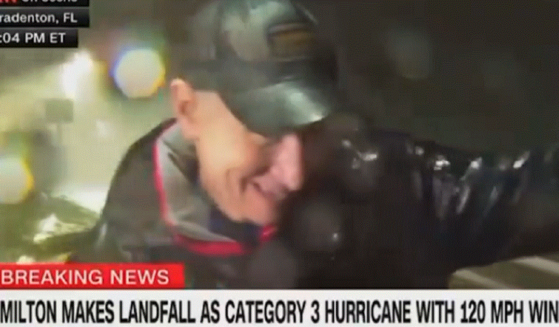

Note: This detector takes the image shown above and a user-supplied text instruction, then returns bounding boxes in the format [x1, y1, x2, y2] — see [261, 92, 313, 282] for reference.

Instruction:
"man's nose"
[270, 133, 304, 192]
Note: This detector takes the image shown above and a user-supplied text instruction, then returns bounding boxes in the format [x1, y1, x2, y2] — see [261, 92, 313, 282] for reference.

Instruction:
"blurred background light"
[110, 47, 166, 99]
[60, 51, 95, 100]
[0, 155, 34, 205]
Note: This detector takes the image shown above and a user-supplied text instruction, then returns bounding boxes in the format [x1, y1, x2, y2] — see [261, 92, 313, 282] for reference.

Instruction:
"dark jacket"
[71, 117, 559, 288]
[285, 114, 559, 288]
[71, 119, 275, 288]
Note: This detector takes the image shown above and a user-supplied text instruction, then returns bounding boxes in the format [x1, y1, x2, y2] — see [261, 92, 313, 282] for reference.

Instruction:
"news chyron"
[0, 0, 89, 48]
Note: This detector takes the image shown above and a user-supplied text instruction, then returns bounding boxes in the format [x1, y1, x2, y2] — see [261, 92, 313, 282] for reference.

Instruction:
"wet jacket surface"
[71, 117, 559, 288]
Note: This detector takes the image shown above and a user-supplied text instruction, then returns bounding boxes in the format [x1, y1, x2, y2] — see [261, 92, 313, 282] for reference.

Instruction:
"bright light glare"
[0, 155, 34, 204]
[112, 48, 165, 99]
[60, 51, 94, 99]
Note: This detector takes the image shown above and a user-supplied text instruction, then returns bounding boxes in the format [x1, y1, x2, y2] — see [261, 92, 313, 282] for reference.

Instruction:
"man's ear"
[170, 78, 199, 140]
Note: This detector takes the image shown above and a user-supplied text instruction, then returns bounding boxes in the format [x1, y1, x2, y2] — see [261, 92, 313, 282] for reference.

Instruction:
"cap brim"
[221, 78, 341, 136]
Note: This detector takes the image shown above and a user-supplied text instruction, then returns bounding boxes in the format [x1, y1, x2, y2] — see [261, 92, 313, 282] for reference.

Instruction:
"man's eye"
[253, 134, 276, 148]
[263, 138, 282, 154]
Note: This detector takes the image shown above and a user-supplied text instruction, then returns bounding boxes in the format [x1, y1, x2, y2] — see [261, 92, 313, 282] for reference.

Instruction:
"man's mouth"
[252, 181, 288, 202]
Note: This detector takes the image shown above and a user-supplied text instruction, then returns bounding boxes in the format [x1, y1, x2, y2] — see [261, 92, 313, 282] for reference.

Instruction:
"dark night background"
[299, 0, 559, 154]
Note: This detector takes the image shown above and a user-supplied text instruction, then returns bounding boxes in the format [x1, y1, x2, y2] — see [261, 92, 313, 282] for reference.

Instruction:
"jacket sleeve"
[70, 120, 177, 263]
[412, 139, 559, 269]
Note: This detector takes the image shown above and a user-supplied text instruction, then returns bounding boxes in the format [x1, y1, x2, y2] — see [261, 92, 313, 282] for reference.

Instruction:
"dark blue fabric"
[208, 206, 260, 247]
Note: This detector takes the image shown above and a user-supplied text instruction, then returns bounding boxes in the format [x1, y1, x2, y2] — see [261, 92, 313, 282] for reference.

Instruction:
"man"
[72, 0, 337, 287]
[72, 0, 559, 288]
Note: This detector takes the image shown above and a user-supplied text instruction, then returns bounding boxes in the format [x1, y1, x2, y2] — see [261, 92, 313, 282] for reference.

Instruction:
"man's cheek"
[245, 187, 277, 225]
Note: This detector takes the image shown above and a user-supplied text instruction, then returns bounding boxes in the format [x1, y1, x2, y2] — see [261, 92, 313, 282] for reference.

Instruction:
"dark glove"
[273, 113, 379, 286]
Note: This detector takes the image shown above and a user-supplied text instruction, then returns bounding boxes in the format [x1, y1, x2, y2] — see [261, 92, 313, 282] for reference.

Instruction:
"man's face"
[171, 80, 304, 226]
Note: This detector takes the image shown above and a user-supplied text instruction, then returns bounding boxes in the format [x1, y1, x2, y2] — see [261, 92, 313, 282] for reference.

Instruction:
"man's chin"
[245, 194, 281, 225]
[247, 209, 279, 226]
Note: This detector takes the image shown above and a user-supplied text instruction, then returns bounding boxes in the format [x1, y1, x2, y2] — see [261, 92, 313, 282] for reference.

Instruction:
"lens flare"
[0, 155, 34, 204]
[60, 51, 94, 100]
[111, 48, 165, 99]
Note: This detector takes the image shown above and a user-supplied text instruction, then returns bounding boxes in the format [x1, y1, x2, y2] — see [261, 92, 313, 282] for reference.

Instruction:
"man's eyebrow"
[261, 137, 283, 155]
[263, 133, 284, 145]
[263, 137, 279, 146]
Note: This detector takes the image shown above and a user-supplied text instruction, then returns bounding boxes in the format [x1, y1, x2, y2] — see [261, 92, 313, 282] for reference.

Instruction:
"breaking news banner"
[0, 28, 78, 47]
[0, 8, 89, 28]
[0, 0, 89, 7]
[0, 264, 557, 326]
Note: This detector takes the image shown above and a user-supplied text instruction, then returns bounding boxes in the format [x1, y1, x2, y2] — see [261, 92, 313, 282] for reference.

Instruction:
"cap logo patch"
[268, 24, 315, 59]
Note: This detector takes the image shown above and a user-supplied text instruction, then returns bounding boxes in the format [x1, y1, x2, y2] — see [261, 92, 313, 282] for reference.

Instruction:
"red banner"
[0, 263, 185, 289]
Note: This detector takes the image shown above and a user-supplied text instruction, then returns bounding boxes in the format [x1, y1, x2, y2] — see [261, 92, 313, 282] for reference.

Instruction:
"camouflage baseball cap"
[182, 0, 341, 136]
